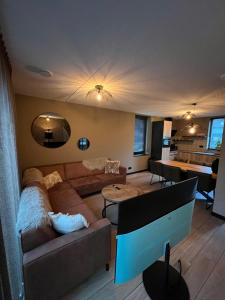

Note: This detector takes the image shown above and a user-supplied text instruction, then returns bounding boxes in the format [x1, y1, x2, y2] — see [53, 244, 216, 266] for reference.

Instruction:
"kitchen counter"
[178, 150, 219, 157]
[192, 151, 219, 157]
[176, 150, 219, 165]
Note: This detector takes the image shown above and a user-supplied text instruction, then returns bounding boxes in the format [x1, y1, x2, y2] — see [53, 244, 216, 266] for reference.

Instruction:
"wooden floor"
[64, 172, 225, 300]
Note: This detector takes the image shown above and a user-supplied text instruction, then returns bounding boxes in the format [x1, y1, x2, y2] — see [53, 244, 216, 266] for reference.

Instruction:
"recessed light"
[26, 65, 53, 77]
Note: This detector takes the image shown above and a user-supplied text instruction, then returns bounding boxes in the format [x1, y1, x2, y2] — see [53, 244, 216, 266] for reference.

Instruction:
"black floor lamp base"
[143, 261, 190, 300]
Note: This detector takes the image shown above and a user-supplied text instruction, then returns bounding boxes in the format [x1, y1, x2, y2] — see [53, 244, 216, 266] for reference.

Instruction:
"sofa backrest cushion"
[17, 186, 52, 233]
[37, 164, 65, 180]
[64, 161, 103, 179]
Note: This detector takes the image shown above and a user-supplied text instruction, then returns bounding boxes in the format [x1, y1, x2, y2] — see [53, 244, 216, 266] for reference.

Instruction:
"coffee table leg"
[102, 199, 118, 225]
[102, 198, 106, 218]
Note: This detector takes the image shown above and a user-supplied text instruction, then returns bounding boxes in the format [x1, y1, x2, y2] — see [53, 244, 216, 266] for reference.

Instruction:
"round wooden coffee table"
[101, 184, 143, 225]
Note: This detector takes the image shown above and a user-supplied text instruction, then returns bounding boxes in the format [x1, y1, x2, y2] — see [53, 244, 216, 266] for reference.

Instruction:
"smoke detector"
[26, 65, 53, 77]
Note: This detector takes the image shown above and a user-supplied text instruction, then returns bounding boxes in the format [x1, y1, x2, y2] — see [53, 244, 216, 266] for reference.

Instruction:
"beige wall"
[16, 94, 150, 173]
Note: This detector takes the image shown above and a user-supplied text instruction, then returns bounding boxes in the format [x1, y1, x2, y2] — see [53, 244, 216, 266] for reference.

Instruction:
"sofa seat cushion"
[68, 176, 102, 196]
[49, 187, 82, 212]
[66, 203, 98, 224]
[96, 173, 126, 186]
[48, 181, 72, 193]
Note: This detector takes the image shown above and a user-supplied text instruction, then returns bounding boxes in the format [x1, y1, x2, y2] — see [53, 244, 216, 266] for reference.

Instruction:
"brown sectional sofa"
[21, 161, 126, 300]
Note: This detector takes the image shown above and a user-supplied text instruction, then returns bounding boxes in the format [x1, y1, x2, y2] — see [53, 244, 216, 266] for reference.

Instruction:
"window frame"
[208, 117, 225, 150]
[133, 115, 147, 156]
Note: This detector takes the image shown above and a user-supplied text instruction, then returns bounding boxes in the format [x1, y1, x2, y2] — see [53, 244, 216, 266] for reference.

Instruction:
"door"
[163, 121, 172, 138]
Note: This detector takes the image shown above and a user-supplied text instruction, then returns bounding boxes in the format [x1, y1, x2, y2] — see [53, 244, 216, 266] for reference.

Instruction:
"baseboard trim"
[127, 169, 148, 175]
[211, 211, 225, 221]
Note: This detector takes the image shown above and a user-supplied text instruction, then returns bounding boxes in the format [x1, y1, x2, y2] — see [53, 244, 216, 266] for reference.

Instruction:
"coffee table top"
[102, 184, 143, 203]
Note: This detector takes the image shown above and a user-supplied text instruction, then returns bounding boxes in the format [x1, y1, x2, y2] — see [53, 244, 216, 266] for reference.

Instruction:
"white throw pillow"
[43, 171, 63, 190]
[16, 186, 52, 234]
[22, 168, 43, 186]
[82, 157, 107, 170]
[105, 160, 120, 174]
[48, 212, 89, 234]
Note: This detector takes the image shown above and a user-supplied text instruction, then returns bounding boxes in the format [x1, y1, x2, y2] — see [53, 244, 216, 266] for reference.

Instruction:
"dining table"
[157, 160, 212, 175]
[157, 159, 214, 207]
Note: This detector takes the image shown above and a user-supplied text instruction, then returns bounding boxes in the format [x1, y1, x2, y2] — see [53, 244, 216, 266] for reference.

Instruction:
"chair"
[187, 170, 216, 208]
[148, 160, 163, 185]
[162, 165, 183, 185]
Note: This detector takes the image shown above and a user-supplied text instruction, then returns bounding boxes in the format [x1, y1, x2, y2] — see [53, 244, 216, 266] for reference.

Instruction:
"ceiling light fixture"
[87, 85, 112, 102]
[182, 103, 197, 120]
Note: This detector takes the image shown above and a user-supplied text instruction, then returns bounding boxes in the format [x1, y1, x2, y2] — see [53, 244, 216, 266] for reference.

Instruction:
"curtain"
[0, 35, 23, 299]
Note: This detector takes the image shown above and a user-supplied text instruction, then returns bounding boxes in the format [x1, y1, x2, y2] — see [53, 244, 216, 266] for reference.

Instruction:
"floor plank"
[184, 224, 225, 299]
[87, 274, 142, 300]
[124, 283, 149, 300]
[195, 251, 225, 300]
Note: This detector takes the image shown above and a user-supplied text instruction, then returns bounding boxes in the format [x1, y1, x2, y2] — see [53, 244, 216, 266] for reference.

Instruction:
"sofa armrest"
[119, 166, 127, 175]
[23, 218, 111, 300]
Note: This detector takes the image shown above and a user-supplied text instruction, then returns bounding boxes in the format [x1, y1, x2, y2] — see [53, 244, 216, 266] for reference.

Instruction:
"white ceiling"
[1, 0, 225, 117]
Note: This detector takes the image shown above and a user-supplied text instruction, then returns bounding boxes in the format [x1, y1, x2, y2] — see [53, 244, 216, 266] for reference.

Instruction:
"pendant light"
[184, 103, 199, 134]
[182, 103, 197, 120]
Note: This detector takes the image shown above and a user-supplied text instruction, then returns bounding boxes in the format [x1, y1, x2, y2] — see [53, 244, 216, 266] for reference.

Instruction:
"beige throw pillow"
[105, 160, 120, 174]
[43, 171, 63, 190]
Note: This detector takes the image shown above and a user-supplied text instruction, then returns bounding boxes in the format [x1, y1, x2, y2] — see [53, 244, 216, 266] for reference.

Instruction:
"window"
[208, 118, 224, 149]
[133, 115, 147, 155]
